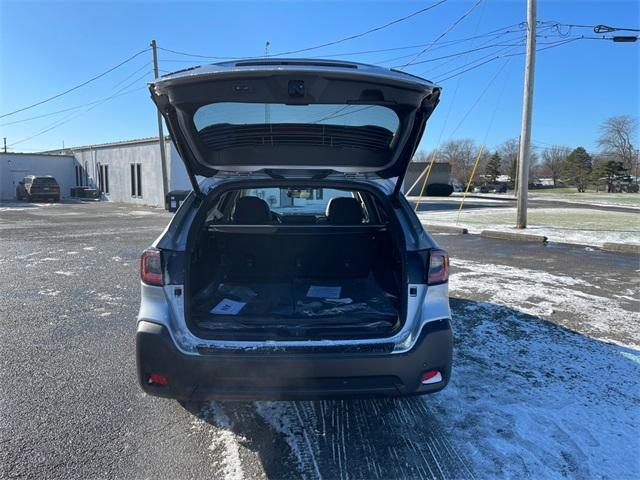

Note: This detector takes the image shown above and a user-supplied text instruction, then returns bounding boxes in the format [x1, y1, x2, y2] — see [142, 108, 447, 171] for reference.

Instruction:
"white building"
[0, 152, 76, 201]
[1, 137, 191, 207]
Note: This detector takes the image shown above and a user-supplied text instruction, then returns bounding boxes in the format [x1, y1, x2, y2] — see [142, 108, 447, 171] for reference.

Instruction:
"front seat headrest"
[326, 197, 364, 225]
[232, 196, 271, 224]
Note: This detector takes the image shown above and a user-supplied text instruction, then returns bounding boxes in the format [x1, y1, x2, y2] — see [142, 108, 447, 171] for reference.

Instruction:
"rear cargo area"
[188, 225, 403, 340]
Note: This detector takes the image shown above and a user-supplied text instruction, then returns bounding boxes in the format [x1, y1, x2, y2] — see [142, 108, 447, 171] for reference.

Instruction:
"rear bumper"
[136, 319, 453, 400]
[28, 192, 60, 200]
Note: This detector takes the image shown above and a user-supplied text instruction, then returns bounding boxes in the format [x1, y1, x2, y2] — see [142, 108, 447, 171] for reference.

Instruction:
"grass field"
[419, 207, 640, 246]
[529, 190, 640, 208]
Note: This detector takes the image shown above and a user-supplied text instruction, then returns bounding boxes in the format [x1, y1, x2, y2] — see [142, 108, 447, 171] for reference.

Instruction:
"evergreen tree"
[563, 147, 592, 192]
[592, 160, 627, 193]
[485, 152, 502, 183]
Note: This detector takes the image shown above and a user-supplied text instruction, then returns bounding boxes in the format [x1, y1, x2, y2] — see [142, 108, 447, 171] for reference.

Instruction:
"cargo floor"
[191, 275, 400, 339]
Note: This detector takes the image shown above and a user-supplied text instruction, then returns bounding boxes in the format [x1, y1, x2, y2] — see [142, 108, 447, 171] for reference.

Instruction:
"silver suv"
[136, 59, 452, 400]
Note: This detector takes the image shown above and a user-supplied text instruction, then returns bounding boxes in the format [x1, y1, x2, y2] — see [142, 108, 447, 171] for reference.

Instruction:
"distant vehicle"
[136, 59, 452, 401]
[490, 184, 507, 194]
[16, 176, 60, 202]
[472, 185, 489, 193]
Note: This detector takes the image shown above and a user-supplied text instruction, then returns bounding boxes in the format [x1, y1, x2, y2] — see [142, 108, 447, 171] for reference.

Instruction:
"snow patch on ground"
[194, 402, 245, 480]
[83, 246, 95, 251]
[436, 259, 640, 479]
[54, 270, 74, 276]
[38, 288, 60, 296]
[435, 300, 640, 479]
[450, 258, 640, 347]
[255, 402, 322, 480]
[127, 210, 156, 216]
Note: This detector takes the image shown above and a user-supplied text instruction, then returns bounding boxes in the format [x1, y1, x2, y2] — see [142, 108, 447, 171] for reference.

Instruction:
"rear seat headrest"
[232, 196, 272, 224]
[326, 197, 364, 225]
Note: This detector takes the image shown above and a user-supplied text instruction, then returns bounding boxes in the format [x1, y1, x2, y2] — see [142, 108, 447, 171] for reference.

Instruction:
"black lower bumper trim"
[136, 319, 453, 400]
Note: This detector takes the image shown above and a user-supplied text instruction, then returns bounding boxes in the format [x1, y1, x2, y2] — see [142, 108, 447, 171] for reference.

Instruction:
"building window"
[75, 165, 82, 186]
[98, 165, 109, 194]
[136, 163, 142, 197]
[130, 164, 136, 196]
[130, 163, 143, 197]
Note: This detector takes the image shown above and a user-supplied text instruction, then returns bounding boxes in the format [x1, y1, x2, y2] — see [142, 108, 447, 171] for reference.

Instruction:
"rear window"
[206, 187, 379, 225]
[33, 177, 58, 185]
[193, 103, 400, 152]
[242, 187, 354, 215]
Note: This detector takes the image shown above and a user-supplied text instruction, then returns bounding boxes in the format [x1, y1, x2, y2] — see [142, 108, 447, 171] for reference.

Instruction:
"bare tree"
[498, 138, 520, 183]
[541, 146, 570, 187]
[597, 115, 639, 180]
[412, 150, 431, 163]
[438, 139, 488, 188]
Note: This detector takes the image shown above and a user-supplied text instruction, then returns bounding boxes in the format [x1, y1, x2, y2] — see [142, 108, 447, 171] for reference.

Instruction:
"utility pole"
[264, 41, 271, 124]
[3, 137, 6, 153]
[151, 40, 169, 200]
[516, 0, 536, 228]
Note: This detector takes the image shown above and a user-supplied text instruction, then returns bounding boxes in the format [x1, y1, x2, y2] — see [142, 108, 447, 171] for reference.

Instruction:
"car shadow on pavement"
[178, 298, 639, 480]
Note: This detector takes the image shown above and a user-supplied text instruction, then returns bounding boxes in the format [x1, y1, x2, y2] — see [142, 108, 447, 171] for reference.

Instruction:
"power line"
[392, 23, 564, 69]
[540, 21, 640, 33]
[434, 37, 581, 82]
[391, 41, 527, 68]
[157, 1, 449, 60]
[372, 27, 525, 66]
[416, 23, 573, 78]
[0, 47, 150, 119]
[158, 22, 525, 66]
[447, 59, 512, 138]
[156, 46, 239, 60]
[0, 86, 146, 127]
[321, 23, 525, 58]
[398, 0, 485, 69]
[1, 60, 152, 127]
[269, 0, 450, 56]
[8, 70, 152, 148]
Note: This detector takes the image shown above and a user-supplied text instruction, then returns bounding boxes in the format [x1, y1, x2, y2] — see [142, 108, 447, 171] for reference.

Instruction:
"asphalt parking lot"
[1, 200, 638, 479]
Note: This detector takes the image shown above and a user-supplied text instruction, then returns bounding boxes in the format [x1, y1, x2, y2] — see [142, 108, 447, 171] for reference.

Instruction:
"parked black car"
[16, 176, 60, 202]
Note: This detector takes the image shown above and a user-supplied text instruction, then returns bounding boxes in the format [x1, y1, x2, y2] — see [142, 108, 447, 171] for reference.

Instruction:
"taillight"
[147, 373, 168, 386]
[140, 249, 163, 286]
[427, 250, 449, 285]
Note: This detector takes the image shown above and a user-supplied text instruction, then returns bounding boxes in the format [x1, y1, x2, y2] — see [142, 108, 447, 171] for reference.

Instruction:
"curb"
[602, 242, 640, 255]
[424, 224, 468, 234]
[480, 230, 548, 243]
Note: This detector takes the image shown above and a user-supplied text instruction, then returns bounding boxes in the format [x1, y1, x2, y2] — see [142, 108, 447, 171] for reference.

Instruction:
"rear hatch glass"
[194, 103, 400, 152]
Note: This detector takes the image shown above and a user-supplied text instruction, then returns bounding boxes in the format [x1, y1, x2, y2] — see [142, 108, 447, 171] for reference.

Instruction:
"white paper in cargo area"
[306, 285, 342, 299]
[210, 298, 246, 315]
